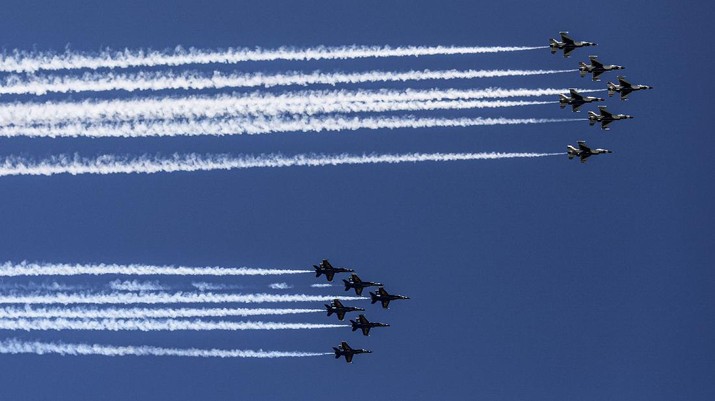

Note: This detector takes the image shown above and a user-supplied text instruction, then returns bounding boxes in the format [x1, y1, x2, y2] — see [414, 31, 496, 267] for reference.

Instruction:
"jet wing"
[381, 299, 391, 309]
[563, 46, 575, 58]
[350, 274, 362, 283]
[354, 287, 363, 296]
[572, 103, 583, 112]
[589, 56, 604, 68]
[620, 91, 631, 101]
[324, 271, 335, 282]
[580, 154, 590, 163]
[336, 310, 346, 321]
[598, 106, 613, 118]
[378, 287, 388, 297]
[578, 142, 591, 152]
[345, 353, 353, 363]
[341, 342, 351, 351]
[601, 120, 613, 130]
[333, 299, 344, 308]
[321, 259, 334, 269]
[559, 32, 575, 44]
[617, 76, 632, 88]
[591, 70, 604, 81]
[569, 89, 583, 100]
[358, 315, 369, 324]
[361, 327, 371, 336]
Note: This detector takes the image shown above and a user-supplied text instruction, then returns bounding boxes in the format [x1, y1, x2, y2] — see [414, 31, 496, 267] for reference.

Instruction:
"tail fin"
[607, 82, 616, 96]
[325, 305, 333, 316]
[333, 347, 341, 358]
[350, 321, 357, 331]
[370, 292, 378, 304]
[343, 279, 350, 291]
[313, 265, 321, 278]
[549, 39, 558, 53]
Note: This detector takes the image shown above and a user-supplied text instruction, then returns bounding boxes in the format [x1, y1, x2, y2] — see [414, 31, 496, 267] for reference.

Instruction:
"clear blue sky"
[0, 1, 713, 400]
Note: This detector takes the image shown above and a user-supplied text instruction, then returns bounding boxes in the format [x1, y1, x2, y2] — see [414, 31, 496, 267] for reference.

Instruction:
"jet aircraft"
[313, 259, 354, 282]
[559, 88, 605, 112]
[343, 274, 383, 296]
[549, 32, 596, 58]
[607, 76, 654, 100]
[333, 341, 371, 363]
[579, 56, 624, 81]
[588, 105, 634, 130]
[370, 287, 410, 309]
[350, 314, 390, 336]
[567, 141, 612, 163]
[325, 299, 365, 321]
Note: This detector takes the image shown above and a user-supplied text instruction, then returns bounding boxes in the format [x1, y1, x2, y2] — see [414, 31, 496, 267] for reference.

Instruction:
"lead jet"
[343, 274, 382, 296]
[607, 76, 654, 100]
[567, 141, 612, 163]
[549, 32, 597, 58]
[333, 341, 371, 363]
[350, 314, 389, 336]
[370, 287, 410, 309]
[579, 56, 624, 81]
[325, 299, 365, 321]
[313, 259, 354, 282]
[559, 89, 605, 112]
[588, 105, 634, 130]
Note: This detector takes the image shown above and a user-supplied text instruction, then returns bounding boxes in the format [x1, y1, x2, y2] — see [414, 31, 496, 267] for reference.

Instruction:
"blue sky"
[0, 1, 713, 400]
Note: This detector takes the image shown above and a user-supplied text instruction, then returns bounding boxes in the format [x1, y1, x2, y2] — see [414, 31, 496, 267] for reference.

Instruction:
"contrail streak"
[0, 68, 576, 95]
[0, 261, 310, 276]
[0, 292, 367, 304]
[0, 151, 567, 178]
[0, 306, 324, 319]
[0, 339, 330, 358]
[0, 88, 589, 126]
[0, 318, 347, 331]
[0, 45, 548, 73]
[0, 115, 582, 138]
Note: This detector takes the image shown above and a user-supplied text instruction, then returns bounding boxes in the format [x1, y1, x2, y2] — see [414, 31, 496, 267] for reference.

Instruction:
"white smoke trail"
[0, 151, 567, 178]
[0, 292, 367, 304]
[0, 261, 310, 276]
[0, 306, 324, 319]
[0, 68, 576, 95]
[0, 338, 329, 358]
[109, 280, 165, 292]
[0, 45, 548, 73]
[0, 88, 590, 127]
[0, 115, 582, 138]
[311, 284, 333, 288]
[0, 318, 347, 331]
[268, 283, 292, 290]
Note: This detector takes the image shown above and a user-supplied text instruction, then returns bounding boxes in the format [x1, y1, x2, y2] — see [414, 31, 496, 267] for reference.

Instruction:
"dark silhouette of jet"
[370, 287, 410, 309]
[350, 314, 389, 336]
[333, 341, 371, 363]
[343, 274, 382, 296]
[325, 299, 365, 321]
[313, 259, 354, 282]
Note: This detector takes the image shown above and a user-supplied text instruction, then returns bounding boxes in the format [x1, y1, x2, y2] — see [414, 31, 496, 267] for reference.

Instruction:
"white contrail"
[311, 284, 333, 288]
[0, 318, 347, 332]
[268, 283, 292, 290]
[0, 151, 567, 178]
[0, 261, 310, 276]
[0, 68, 576, 95]
[0, 45, 548, 73]
[0, 115, 582, 138]
[0, 306, 324, 319]
[0, 292, 367, 304]
[0, 88, 590, 126]
[108, 280, 165, 292]
[0, 338, 330, 358]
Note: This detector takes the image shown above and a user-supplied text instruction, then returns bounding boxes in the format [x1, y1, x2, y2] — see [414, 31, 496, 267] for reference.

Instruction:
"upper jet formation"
[350, 314, 390, 336]
[579, 56, 624, 81]
[313, 259, 354, 282]
[325, 299, 365, 321]
[588, 105, 633, 130]
[559, 89, 605, 112]
[343, 274, 383, 296]
[370, 287, 410, 309]
[567, 140, 612, 163]
[549, 32, 597, 58]
[607, 76, 653, 100]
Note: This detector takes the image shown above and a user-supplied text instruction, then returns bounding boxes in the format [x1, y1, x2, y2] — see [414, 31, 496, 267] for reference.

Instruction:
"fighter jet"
[588, 105, 634, 130]
[567, 141, 612, 163]
[343, 274, 383, 296]
[579, 56, 624, 81]
[549, 32, 597, 58]
[313, 259, 354, 282]
[350, 314, 390, 336]
[559, 89, 605, 112]
[607, 76, 654, 100]
[369, 287, 410, 309]
[333, 341, 371, 363]
[325, 299, 365, 321]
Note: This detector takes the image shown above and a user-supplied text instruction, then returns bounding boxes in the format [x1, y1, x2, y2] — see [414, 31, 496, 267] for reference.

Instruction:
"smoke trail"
[0, 151, 567, 178]
[0, 88, 591, 126]
[109, 280, 165, 292]
[0, 292, 367, 304]
[0, 115, 582, 138]
[0, 45, 548, 73]
[0, 306, 324, 319]
[268, 283, 292, 290]
[0, 338, 329, 358]
[0, 261, 310, 276]
[311, 284, 333, 288]
[0, 68, 576, 95]
[0, 318, 347, 331]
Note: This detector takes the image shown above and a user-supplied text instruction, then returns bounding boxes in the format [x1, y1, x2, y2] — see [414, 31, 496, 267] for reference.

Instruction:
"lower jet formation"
[559, 89, 604, 112]
[333, 341, 371, 363]
[325, 299, 365, 321]
[343, 274, 383, 296]
[350, 314, 390, 336]
[313, 259, 354, 282]
[607, 76, 653, 100]
[567, 141, 612, 163]
[579, 55, 624, 81]
[588, 105, 633, 130]
[370, 287, 410, 309]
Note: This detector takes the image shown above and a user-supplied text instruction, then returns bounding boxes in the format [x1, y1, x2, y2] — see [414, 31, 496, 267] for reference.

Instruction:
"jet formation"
[314, 259, 409, 363]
